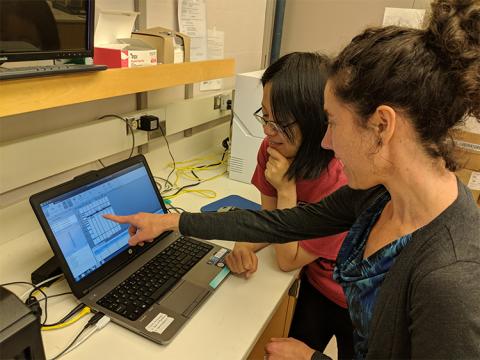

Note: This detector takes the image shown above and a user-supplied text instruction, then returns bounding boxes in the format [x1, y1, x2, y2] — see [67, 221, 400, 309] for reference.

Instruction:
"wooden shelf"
[0, 59, 235, 117]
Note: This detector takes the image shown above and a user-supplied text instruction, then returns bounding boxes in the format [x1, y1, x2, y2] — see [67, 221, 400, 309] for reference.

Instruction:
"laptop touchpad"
[160, 281, 208, 315]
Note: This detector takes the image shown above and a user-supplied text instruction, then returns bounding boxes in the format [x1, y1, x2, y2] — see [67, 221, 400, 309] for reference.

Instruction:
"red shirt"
[251, 138, 348, 307]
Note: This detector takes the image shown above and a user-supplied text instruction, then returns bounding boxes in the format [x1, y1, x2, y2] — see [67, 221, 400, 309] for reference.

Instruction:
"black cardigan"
[180, 180, 480, 359]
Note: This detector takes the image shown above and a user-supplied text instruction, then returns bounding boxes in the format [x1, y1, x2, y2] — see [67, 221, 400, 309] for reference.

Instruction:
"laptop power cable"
[48, 312, 110, 360]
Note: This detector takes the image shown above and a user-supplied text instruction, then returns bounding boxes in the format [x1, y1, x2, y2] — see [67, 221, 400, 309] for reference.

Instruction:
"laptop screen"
[39, 162, 165, 282]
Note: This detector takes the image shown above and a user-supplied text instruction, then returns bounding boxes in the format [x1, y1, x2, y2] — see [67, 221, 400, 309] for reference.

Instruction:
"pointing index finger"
[103, 214, 131, 224]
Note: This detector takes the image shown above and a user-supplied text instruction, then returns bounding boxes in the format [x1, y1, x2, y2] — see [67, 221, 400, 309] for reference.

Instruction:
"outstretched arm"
[179, 185, 382, 243]
[104, 212, 180, 246]
[105, 186, 384, 247]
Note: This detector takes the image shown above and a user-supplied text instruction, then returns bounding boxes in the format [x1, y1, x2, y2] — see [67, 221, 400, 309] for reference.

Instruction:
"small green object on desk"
[164, 199, 172, 205]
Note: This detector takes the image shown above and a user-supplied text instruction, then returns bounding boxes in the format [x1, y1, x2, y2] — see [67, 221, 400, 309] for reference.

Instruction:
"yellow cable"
[168, 168, 222, 190]
[160, 152, 228, 199]
[169, 154, 224, 166]
[164, 188, 217, 200]
[164, 177, 224, 199]
[162, 171, 227, 200]
[166, 153, 228, 172]
[41, 307, 91, 331]
[30, 287, 46, 298]
[201, 171, 227, 182]
[183, 189, 217, 198]
[174, 159, 227, 170]
[175, 163, 226, 171]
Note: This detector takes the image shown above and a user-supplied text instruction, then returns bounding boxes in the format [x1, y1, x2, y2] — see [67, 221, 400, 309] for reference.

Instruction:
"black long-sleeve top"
[179, 182, 480, 359]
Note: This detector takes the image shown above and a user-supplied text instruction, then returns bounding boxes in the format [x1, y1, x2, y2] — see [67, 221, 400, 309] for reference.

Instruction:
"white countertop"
[0, 152, 298, 360]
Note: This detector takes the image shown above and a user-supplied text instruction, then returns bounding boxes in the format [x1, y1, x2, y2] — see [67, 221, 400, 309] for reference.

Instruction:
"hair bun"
[426, 0, 480, 67]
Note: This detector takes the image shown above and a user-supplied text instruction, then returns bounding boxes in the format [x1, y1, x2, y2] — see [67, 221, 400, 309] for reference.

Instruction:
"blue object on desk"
[200, 195, 261, 212]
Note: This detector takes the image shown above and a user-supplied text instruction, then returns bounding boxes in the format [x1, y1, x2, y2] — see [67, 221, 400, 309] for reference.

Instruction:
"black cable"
[161, 149, 228, 197]
[42, 303, 86, 327]
[28, 286, 49, 325]
[167, 205, 186, 213]
[154, 176, 174, 188]
[1, 281, 49, 325]
[154, 180, 163, 192]
[190, 148, 228, 170]
[37, 292, 73, 303]
[158, 139, 227, 197]
[49, 312, 105, 360]
[157, 121, 176, 192]
[155, 176, 174, 193]
[191, 170, 200, 180]
[86, 312, 105, 326]
[97, 114, 135, 159]
[166, 182, 200, 197]
[221, 148, 228, 161]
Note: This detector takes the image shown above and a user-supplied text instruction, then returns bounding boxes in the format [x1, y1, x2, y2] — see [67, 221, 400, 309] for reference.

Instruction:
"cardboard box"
[93, 10, 157, 68]
[453, 129, 480, 171]
[132, 27, 190, 64]
[456, 168, 480, 203]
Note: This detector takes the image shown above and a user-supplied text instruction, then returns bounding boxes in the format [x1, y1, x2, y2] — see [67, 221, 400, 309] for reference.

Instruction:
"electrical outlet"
[214, 94, 231, 110]
[125, 117, 139, 134]
[213, 95, 222, 110]
[220, 95, 230, 111]
[122, 108, 166, 135]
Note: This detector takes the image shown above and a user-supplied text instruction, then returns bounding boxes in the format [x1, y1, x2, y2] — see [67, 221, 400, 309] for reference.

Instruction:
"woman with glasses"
[224, 52, 354, 359]
[105, 0, 480, 357]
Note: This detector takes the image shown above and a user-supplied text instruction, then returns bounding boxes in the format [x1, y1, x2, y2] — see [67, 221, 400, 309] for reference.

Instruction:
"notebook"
[29, 155, 231, 344]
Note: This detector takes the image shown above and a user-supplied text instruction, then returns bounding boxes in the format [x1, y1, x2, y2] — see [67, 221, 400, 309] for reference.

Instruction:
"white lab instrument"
[229, 70, 265, 183]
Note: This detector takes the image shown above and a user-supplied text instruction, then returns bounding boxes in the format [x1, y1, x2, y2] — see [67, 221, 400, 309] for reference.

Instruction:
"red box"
[94, 45, 157, 68]
[93, 10, 157, 68]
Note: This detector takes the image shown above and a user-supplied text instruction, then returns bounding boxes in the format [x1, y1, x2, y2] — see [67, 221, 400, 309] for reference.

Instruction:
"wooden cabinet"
[247, 292, 296, 360]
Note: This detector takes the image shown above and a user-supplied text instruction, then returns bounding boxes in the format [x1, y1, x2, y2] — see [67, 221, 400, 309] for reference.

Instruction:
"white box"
[93, 10, 157, 68]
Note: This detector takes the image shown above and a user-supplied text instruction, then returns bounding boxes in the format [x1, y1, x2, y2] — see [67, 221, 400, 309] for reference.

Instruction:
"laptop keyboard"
[97, 236, 213, 321]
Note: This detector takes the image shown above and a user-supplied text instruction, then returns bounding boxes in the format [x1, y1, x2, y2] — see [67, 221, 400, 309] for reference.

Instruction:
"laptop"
[29, 155, 231, 344]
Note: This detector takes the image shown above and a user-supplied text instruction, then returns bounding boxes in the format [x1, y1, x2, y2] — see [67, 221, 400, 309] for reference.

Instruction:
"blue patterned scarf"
[334, 192, 412, 359]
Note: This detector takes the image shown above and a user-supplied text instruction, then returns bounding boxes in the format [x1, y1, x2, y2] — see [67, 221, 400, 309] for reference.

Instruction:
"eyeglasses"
[253, 108, 296, 135]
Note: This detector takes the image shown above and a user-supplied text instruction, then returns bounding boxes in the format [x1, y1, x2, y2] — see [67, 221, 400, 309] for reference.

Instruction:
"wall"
[280, 0, 430, 57]
[139, 0, 269, 105]
[0, 0, 267, 244]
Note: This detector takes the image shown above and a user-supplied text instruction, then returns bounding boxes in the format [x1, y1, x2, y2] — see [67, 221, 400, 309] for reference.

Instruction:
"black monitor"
[0, 0, 95, 64]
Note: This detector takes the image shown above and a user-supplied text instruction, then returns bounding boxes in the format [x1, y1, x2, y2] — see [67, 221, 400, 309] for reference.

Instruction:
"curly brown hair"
[329, 0, 480, 171]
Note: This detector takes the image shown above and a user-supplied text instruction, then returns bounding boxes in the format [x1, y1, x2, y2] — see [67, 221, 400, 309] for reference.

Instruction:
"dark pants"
[288, 276, 355, 360]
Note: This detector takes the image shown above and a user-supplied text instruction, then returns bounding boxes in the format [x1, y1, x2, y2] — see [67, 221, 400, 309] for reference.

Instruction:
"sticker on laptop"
[207, 248, 230, 267]
[145, 312, 174, 335]
[209, 267, 230, 289]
